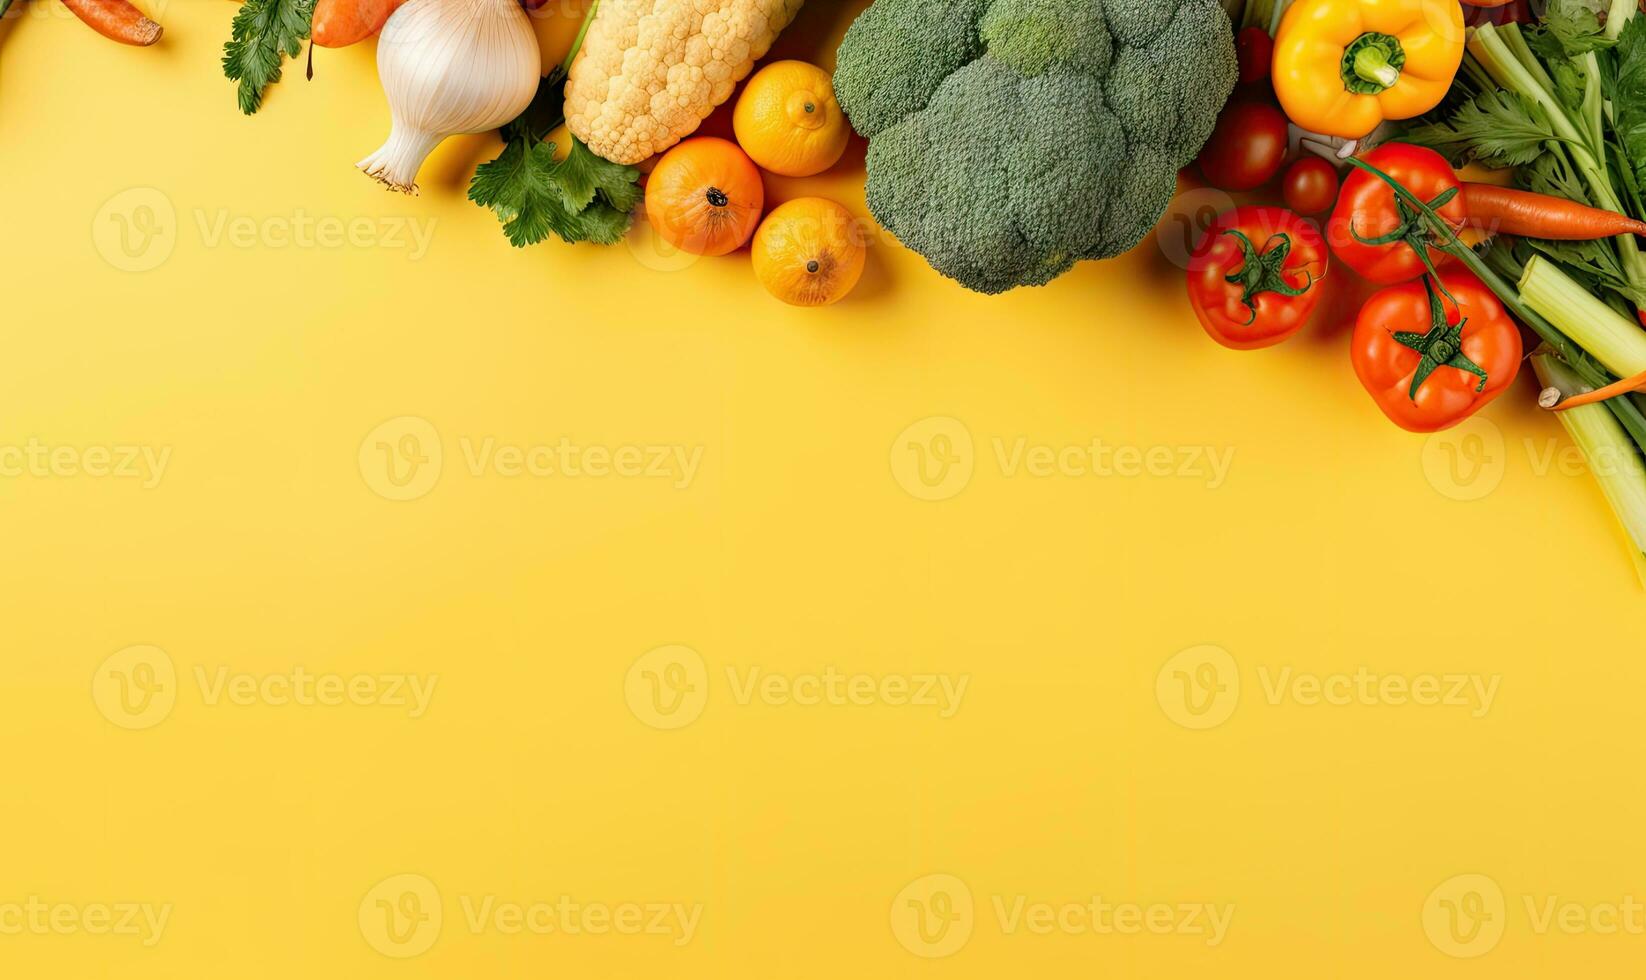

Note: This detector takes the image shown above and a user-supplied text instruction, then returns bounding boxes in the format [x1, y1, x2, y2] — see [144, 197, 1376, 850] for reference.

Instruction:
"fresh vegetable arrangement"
[35, 0, 1646, 577]
[1188, 0, 1646, 583]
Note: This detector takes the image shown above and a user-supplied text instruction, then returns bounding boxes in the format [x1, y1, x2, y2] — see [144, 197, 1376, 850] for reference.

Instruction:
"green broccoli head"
[834, 0, 1237, 294]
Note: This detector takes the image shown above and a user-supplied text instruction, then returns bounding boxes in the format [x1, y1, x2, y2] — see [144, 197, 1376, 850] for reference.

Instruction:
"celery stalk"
[1470, 24, 1646, 287]
[1520, 257, 1646, 377]
[1532, 351, 1646, 587]
[1607, 0, 1636, 40]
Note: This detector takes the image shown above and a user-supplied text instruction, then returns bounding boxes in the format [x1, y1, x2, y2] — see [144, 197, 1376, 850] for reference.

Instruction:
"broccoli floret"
[834, 0, 1237, 295]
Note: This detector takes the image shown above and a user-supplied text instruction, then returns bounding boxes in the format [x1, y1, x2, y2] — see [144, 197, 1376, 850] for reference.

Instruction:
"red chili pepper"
[1327, 142, 1466, 284]
[1351, 269, 1522, 432]
[1187, 206, 1329, 350]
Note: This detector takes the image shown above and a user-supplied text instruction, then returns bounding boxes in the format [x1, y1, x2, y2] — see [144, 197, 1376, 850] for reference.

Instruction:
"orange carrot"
[1463, 182, 1646, 240]
[312, 0, 406, 47]
[60, 0, 160, 45]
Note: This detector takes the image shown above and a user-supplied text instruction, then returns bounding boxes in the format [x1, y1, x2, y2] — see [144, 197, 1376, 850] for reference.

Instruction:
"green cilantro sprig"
[222, 0, 316, 115]
[468, 0, 642, 247]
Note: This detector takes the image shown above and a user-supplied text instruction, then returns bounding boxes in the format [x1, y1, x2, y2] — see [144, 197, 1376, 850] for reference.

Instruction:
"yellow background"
[1, 0, 1643, 975]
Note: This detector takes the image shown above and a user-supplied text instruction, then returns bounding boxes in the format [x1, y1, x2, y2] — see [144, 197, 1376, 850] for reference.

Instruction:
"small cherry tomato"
[1236, 27, 1274, 86]
[1187, 206, 1330, 350]
[1196, 99, 1288, 192]
[1281, 157, 1341, 215]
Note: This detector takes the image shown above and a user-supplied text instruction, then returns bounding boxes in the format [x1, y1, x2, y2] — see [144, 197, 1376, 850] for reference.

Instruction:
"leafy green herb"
[467, 0, 639, 247]
[1614, 15, 1646, 189]
[467, 69, 643, 248]
[222, 0, 316, 115]
[1531, 0, 1614, 57]
[1404, 87, 1564, 168]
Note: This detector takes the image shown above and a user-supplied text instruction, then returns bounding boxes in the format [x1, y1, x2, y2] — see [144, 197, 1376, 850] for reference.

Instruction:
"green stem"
[0, 0, 14, 19]
[1607, 0, 1636, 41]
[1342, 33, 1405, 95]
[1355, 47, 1399, 88]
[560, 0, 601, 76]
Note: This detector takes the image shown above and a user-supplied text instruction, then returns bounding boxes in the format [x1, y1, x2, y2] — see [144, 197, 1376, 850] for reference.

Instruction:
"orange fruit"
[732, 60, 850, 178]
[644, 137, 765, 257]
[750, 198, 866, 307]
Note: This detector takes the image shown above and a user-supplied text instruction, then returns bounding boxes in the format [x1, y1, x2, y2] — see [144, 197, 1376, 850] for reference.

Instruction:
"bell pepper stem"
[1342, 33, 1406, 95]
[1354, 47, 1400, 88]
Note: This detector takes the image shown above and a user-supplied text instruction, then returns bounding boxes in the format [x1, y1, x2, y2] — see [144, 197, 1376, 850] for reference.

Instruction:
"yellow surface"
[1, 1, 1643, 977]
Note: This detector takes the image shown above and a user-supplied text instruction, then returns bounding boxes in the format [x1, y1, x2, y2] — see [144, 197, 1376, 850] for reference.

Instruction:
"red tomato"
[1351, 269, 1522, 432]
[1281, 157, 1340, 215]
[1187, 206, 1329, 350]
[1327, 142, 1465, 284]
[1196, 99, 1288, 192]
[1236, 27, 1274, 86]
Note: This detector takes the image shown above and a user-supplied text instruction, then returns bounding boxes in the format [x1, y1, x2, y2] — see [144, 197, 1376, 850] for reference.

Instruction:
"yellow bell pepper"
[1272, 0, 1465, 139]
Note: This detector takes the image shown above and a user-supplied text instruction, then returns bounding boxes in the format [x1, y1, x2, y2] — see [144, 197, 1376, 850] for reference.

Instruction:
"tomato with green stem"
[1351, 269, 1521, 432]
[1328, 142, 1465, 284]
[1187, 206, 1329, 350]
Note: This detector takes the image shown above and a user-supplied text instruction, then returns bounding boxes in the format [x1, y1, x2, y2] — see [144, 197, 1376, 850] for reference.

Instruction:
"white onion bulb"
[358, 0, 540, 194]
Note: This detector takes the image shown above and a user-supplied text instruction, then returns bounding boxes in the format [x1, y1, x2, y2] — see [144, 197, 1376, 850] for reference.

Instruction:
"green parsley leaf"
[1403, 87, 1564, 168]
[468, 71, 644, 248]
[222, 0, 316, 115]
[1614, 15, 1646, 189]
[1530, 0, 1614, 57]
